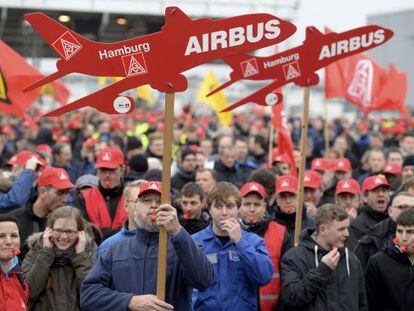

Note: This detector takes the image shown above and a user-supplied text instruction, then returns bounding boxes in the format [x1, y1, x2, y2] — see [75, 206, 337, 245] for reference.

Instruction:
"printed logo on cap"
[342, 181, 350, 189]
[314, 160, 320, 167]
[374, 177, 383, 184]
[59, 171, 68, 180]
[250, 183, 259, 191]
[338, 161, 344, 167]
[281, 180, 289, 187]
[304, 175, 310, 182]
[102, 152, 111, 161]
[149, 182, 159, 190]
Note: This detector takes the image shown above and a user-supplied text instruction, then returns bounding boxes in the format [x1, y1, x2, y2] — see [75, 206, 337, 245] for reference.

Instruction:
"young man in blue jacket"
[192, 181, 274, 311]
[80, 181, 214, 311]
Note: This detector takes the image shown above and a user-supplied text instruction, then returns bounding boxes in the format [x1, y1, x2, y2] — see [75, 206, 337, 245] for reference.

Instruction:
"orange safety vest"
[82, 186, 127, 229]
[259, 221, 286, 311]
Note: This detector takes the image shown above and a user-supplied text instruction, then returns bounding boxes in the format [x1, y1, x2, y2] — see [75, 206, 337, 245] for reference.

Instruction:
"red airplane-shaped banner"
[22, 6, 297, 116]
[207, 25, 393, 112]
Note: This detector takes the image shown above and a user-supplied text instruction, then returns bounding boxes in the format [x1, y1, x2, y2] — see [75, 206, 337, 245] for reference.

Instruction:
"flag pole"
[294, 87, 310, 245]
[268, 124, 274, 167]
[157, 92, 174, 300]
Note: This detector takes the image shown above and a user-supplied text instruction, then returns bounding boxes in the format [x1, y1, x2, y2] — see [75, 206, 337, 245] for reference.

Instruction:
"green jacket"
[22, 232, 96, 311]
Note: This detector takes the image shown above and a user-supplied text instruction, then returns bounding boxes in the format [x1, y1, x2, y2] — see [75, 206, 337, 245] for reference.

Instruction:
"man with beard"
[239, 181, 290, 310]
[178, 182, 210, 234]
[347, 175, 391, 250]
[279, 204, 367, 310]
[81, 181, 213, 311]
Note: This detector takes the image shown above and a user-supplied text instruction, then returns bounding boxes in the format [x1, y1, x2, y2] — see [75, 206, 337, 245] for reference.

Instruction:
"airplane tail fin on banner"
[24, 13, 92, 60]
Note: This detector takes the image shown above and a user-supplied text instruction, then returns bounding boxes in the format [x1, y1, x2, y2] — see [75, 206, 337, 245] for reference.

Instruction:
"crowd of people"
[1, 107, 414, 310]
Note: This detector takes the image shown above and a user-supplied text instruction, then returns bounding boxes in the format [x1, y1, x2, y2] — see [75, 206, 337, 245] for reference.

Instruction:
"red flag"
[0, 40, 69, 117]
[371, 65, 408, 117]
[324, 27, 407, 116]
[271, 102, 297, 175]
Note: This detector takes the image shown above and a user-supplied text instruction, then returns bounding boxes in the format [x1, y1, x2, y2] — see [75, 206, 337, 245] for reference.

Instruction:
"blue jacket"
[80, 227, 214, 311]
[96, 221, 136, 257]
[0, 169, 35, 212]
[192, 224, 274, 311]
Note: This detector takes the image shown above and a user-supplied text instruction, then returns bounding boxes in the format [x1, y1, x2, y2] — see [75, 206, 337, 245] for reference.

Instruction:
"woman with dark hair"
[22, 206, 96, 310]
[0, 214, 28, 310]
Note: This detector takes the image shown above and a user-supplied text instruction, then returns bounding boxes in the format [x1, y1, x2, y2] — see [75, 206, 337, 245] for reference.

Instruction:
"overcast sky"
[296, 0, 414, 33]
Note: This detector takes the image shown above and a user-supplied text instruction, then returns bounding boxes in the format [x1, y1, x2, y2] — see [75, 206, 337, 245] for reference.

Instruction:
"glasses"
[52, 229, 78, 237]
[138, 195, 161, 205]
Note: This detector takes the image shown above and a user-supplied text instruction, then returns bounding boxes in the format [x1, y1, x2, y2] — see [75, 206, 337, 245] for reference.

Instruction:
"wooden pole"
[324, 101, 329, 157]
[268, 124, 274, 167]
[157, 92, 174, 300]
[294, 87, 311, 245]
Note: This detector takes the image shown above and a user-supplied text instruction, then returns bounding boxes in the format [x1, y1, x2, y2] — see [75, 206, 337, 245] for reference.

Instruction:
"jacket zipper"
[142, 234, 150, 292]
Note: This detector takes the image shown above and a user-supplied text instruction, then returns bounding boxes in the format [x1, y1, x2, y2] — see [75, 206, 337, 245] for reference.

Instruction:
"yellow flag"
[196, 70, 232, 126]
[136, 84, 153, 104]
[97, 76, 122, 86]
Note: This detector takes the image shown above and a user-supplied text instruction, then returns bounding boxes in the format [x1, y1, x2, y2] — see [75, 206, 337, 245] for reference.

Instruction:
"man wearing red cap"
[0, 152, 44, 213]
[81, 181, 213, 311]
[73, 147, 127, 239]
[354, 191, 414, 267]
[8, 167, 74, 258]
[311, 158, 333, 190]
[303, 171, 324, 219]
[272, 153, 292, 176]
[347, 175, 391, 249]
[273, 175, 314, 237]
[383, 162, 403, 191]
[320, 158, 353, 205]
[335, 179, 362, 222]
[239, 181, 290, 310]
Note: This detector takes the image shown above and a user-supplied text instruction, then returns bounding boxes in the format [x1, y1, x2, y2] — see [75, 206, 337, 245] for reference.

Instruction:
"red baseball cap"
[6, 150, 46, 168]
[276, 175, 298, 195]
[137, 181, 162, 198]
[362, 175, 391, 192]
[95, 147, 124, 169]
[303, 170, 322, 189]
[336, 179, 360, 195]
[38, 167, 74, 190]
[311, 158, 331, 171]
[35, 144, 52, 155]
[272, 152, 291, 165]
[332, 158, 352, 172]
[68, 119, 81, 130]
[383, 162, 402, 175]
[82, 138, 97, 147]
[240, 182, 265, 199]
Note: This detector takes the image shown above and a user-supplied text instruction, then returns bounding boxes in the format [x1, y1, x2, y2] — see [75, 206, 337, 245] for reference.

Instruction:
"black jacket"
[8, 197, 47, 259]
[72, 182, 124, 239]
[354, 218, 396, 267]
[347, 205, 388, 250]
[213, 160, 246, 188]
[171, 168, 195, 193]
[178, 211, 210, 235]
[365, 239, 414, 311]
[273, 206, 314, 238]
[279, 228, 368, 311]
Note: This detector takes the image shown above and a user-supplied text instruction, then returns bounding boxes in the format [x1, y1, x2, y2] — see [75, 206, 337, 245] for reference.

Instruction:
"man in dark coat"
[354, 191, 414, 267]
[213, 147, 245, 188]
[365, 209, 414, 311]
[80, 181, 213, 311]
[280, 204, 367, 311]
[171, 148, 197, 193]
[347, 175, 391, 250]
[273, 175, 314, 237]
